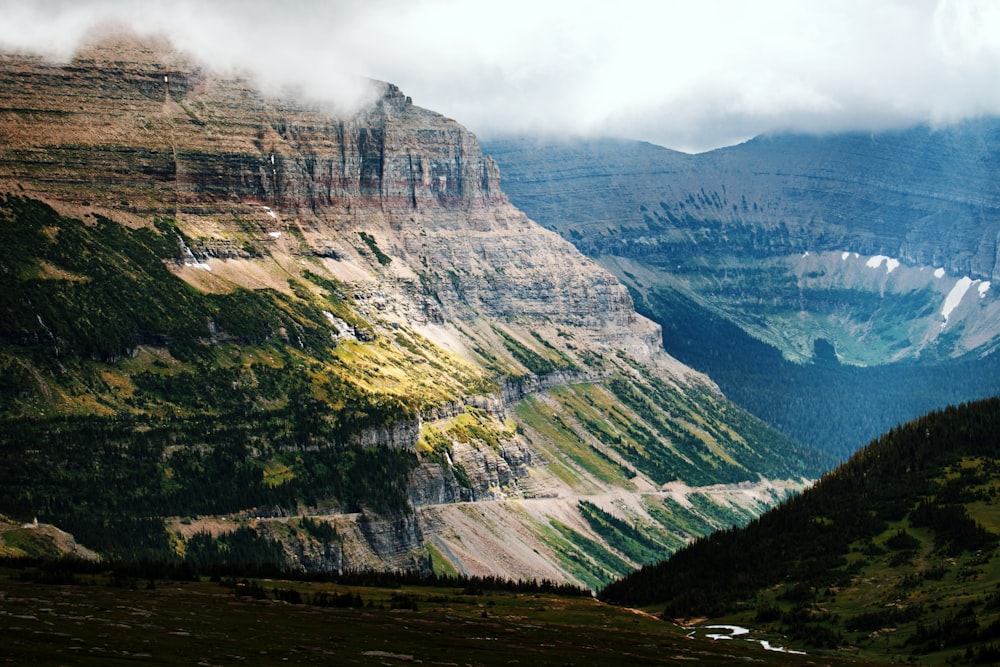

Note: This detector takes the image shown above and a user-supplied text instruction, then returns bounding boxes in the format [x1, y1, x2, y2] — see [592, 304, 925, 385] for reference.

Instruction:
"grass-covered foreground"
[0, 564, 874, 666]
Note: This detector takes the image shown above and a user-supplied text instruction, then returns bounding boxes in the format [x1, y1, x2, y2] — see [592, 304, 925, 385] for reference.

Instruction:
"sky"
[2, 0, 1000, 152]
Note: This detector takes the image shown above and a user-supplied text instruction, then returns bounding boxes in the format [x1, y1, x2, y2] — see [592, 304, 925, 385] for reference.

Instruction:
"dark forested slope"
[600, 397, 1000, 662]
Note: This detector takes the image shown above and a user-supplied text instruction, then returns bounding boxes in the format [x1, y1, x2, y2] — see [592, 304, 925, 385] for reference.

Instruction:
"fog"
[2, 0, 999, 152]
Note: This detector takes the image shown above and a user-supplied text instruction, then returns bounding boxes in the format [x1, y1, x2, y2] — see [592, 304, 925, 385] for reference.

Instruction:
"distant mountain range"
[484, 124, 1000, 455]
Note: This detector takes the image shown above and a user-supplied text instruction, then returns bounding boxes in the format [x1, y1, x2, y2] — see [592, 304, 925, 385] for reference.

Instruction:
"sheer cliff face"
[0, 41, 655, 349]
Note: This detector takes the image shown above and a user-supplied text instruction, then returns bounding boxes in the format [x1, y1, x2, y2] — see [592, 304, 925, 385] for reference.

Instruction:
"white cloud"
[1, 0, 999, 152]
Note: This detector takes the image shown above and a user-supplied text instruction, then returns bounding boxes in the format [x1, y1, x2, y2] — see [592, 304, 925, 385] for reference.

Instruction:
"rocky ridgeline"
[485, 130, 1000, 283]
[0, 41, 657, 353]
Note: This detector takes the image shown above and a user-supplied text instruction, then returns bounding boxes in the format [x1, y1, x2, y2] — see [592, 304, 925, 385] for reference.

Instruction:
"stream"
[688, 624, 806, 655]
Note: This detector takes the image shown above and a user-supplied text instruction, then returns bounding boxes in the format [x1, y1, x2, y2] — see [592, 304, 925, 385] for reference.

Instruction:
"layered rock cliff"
[0, 39, 653, 353]
[0, 36, 827, 585]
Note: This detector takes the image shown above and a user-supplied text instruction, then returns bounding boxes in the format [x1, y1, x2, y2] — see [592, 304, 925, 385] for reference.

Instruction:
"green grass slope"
[0, 193, 487, 558]
[601, 397, 1000, 664]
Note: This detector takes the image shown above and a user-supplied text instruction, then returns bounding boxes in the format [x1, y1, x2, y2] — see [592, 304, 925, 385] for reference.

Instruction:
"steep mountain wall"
[483, 132, 1000, 457]
[0, 37, 826, 585]
[484, 132, 1000, 362]
[484, 126, 1000, 281]
[0, 42, 654, 352]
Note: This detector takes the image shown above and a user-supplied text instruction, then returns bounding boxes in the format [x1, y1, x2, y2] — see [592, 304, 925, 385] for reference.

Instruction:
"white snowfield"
[836, 252, 993, 324]
[942, 276, 974, 324]
[866, 255, 899, 273]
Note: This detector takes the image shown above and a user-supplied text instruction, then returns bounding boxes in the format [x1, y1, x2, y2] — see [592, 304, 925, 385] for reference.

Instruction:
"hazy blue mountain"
[483, 123, 1000, 456]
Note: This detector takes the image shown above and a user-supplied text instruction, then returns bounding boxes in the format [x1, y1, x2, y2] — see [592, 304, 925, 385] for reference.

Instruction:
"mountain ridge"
[487, 120, 1000, 281]
[0, 36, 826, 586]
[483, 127, 1000, 455]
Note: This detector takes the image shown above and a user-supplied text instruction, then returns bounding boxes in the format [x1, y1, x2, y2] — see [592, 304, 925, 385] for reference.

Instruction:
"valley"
[3, 28, 1000, 667]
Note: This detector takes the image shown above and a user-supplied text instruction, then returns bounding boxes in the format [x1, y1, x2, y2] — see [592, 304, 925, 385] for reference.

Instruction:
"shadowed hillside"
[600, 397, 1000, 664]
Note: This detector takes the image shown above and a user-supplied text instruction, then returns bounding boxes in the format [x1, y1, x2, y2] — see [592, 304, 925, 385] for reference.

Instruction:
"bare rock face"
[0, 40, 658, 354]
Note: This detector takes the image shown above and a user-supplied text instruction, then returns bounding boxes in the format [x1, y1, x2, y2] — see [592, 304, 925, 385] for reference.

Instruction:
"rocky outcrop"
[355, 511, 425, 568]
[348, 419, 421, 450]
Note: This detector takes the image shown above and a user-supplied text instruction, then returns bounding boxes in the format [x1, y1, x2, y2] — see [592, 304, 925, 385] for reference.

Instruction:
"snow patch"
[185, 261, 212, 272]
[942, 276, 974, 324]
[841, 251, 849, 261]
[980, 281, 991, 297]
[705, 625, 749, 640]
[262, 205, 277, 219]
[866, 255, 899, 273]
[268, 231, 281, 238]
[760, 640, 807, 655]
[934, 267, 945, 278]
[802, 251, 810, 257]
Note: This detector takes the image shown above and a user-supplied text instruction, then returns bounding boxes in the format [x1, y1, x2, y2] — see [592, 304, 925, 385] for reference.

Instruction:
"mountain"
[482, 131, 1000, 456]
[0, 36, 829, 586]
[600, 397, 1000, 664]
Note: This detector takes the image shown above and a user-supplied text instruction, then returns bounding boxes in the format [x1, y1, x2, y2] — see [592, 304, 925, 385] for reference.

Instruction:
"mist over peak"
[4, 1, 1000, 151]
